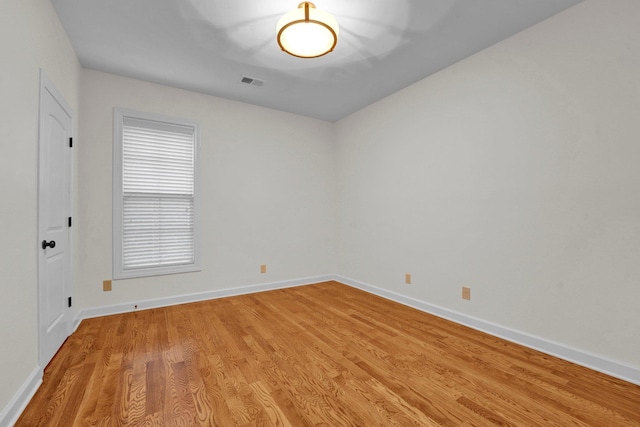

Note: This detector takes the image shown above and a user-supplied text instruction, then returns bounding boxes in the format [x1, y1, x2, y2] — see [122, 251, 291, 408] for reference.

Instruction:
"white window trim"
[113, 108, 201, 279]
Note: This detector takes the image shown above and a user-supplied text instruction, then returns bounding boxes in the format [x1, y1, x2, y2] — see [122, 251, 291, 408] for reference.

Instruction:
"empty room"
[1, 0, 640, 425]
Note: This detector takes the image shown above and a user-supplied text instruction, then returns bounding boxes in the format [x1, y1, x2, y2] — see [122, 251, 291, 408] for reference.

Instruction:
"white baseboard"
[332, 274, 640, 386]
[73, 275, 334, 328]
[0, 366, 42, 427]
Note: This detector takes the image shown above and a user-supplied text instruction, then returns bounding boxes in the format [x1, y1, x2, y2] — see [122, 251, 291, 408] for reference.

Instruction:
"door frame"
[37, 69, 75, 367]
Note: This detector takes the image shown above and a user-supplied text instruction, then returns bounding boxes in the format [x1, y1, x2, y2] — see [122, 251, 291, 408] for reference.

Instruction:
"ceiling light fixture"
[276, 2, 339, 58]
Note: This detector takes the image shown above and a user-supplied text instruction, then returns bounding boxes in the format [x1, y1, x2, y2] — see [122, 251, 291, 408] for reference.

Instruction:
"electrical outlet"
[462, 286, 471, 300]
[103, 279, 112, 292]
[260, 264, 267, 274]
[405, 273, 412, 284]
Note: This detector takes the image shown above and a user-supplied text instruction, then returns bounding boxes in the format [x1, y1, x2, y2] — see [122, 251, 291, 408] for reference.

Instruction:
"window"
[113, 109, 200, 279]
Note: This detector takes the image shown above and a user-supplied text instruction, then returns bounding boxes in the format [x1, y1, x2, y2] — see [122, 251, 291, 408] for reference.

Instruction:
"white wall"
[76, 70, 336, 309]
[0, 0, 80, 416]
[336, 0, 640, 368]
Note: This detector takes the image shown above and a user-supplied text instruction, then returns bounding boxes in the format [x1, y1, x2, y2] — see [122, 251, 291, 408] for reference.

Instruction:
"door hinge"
[69, 137, 73, 148]
[68, 296, 72, 307]
[68, 217, 72, 227]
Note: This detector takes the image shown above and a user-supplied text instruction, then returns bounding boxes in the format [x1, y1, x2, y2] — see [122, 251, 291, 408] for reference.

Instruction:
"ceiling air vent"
[240, 76, 265, 87]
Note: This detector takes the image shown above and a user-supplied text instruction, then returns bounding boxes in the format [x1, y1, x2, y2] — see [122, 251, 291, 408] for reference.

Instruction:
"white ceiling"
[51, 0, 581, 122]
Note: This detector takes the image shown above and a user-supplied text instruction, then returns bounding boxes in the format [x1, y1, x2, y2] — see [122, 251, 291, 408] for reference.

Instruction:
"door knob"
[42, 240, 56, 249]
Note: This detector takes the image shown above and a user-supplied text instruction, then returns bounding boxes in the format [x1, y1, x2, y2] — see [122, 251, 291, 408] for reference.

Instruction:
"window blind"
[121, 117, 196, 270]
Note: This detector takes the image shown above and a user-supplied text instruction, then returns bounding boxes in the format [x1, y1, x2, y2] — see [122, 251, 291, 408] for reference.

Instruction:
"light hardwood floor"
[17, 281, 640, 426]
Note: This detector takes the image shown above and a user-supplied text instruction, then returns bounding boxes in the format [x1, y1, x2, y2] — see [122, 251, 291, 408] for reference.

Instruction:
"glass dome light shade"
[276, 2, 339, 58]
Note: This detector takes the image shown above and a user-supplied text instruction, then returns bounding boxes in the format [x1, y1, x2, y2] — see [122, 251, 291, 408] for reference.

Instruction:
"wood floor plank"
[16, 281, 640, 426]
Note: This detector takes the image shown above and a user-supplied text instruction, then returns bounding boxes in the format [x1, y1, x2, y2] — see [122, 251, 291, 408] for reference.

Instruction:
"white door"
[38, 70, 74, 367]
